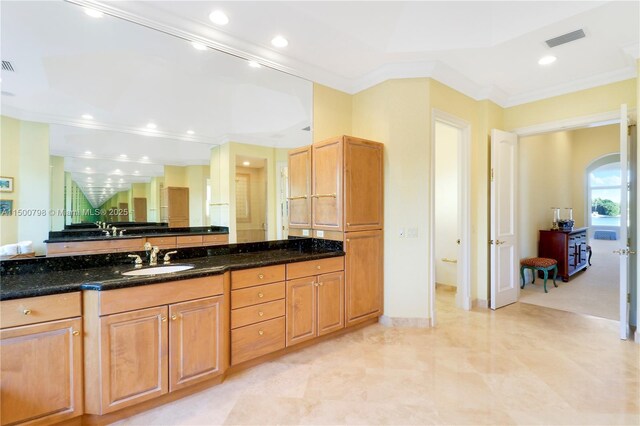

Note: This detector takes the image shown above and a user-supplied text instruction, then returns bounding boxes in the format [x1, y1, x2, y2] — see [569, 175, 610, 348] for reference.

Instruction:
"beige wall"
[1, 116, 20, 246]
[504, 79, 637, 131]
[164, 165, 187, 187]
[313, 84, 352, 142]
[49, 156, 65, 231]
[434, 121, 458, 287]
[186, 165, 209, 227]
[235, 165, 267, 243]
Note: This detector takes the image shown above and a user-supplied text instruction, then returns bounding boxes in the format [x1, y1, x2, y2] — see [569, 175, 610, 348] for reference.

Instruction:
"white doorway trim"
[429, 108, 472, 326]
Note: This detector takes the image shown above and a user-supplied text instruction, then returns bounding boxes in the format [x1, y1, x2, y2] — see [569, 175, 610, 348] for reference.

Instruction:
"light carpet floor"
[111, 286, 639, 426]
[519, 239, 619, 320]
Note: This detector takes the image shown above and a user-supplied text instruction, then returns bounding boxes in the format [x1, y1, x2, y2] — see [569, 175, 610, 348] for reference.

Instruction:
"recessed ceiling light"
[141, 156, 149, 160]
[85, 150, 92, 155]
[119, 179, 124, 182]
[186, 130, 195, 135]
[81, 114, 93, 120]
[242, 161, 250, 166]
[538, 55, 557, 65]
[271, 35, 288, 48]
[85, 167, 91, 171]
[114, 169, 121, 173]
[146, 122, 157, 130]
[134, 170, 139, 174]
[209, 10, 229, 25]
[191, 41, 207, 51]
[248, 60, 262, 68]
[106, 178, 111, 182]
[84, 8, 103, 18]
[119, 154, 127, 158]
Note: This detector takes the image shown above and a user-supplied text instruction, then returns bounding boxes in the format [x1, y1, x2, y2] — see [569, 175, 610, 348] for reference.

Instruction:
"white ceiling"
[96, 0, 639, 106]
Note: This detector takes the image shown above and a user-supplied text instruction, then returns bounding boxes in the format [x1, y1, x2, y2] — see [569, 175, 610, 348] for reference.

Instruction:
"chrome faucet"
[163, 251, 178, 264]
[112, 226, 117, 236]
[149, 246, 160, 266]
[103, 230, 110, 236]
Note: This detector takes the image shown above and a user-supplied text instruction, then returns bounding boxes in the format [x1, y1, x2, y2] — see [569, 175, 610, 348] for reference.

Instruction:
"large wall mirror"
[0, 1, 312, 254]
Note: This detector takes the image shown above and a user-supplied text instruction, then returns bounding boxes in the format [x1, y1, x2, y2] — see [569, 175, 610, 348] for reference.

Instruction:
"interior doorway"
[429, 110, 471, 324]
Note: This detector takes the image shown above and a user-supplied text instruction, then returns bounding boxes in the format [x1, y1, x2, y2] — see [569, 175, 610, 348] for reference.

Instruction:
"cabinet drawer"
[1, 292, 82, 329]
[47, 240, 110, 255]
[231, 299, 285, 329]
[231, 317, 285, 365]
[146, 236, 177, 248]
[114, 238, 145, 251]
[203, 234, 228, 244]
[231, 282, 285, 309]
[231, 265, 286, 290]
[177, 235, 203, 246]
[286, 256, 344, 280]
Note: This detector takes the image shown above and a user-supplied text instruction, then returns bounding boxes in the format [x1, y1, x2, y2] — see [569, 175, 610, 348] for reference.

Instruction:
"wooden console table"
[538, 227, 588, 282]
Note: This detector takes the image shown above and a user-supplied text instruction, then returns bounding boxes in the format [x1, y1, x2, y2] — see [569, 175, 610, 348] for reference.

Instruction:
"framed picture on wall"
[0, 176, 14, 192]
[0, 200, 13, 215]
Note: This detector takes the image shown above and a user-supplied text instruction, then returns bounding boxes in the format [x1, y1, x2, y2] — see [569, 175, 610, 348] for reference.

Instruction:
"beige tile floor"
[112, 286, 640, 425]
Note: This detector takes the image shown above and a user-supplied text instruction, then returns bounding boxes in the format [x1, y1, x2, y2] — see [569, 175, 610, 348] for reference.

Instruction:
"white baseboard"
[379, 315, 431, 328]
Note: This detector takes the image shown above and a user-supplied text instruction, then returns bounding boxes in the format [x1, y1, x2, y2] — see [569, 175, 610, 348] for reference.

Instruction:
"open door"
[615, 104, 631, 340]
[490, 129, 519, 309]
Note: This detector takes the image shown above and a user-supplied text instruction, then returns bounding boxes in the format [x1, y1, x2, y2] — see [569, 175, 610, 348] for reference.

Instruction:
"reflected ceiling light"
[186, 130, 194, 135]
[119, 154, 127, 158]
[119, 179, 124, 182]
[242, 161, 250, 166]
[84, 150, 92, 155]
[87, 184, 92, 187]
[538, 55, 557, 65]
[81, 114, 93, 120]
[191, 41, 207, 51]
[84, 8, 104, 18]
[146, 122, 157, 130]
[141, 156, 149, 160]
[271, 35, 288, 48]
[134, 170, 140, 174]
[248, 60, 261, 68]
[85, 167, 91, 171]
[114, 169, 121, 173]
[209, 10, 229, 26]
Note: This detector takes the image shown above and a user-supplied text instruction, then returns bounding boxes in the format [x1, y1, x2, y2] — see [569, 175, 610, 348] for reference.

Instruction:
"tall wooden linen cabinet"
[288, 135, 383, 327]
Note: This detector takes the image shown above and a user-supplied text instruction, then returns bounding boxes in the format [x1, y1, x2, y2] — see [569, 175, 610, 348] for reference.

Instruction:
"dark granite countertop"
[0, 239, 343, 301]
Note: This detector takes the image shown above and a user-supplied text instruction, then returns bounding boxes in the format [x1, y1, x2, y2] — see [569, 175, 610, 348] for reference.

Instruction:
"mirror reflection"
[0, 1, 312, 254]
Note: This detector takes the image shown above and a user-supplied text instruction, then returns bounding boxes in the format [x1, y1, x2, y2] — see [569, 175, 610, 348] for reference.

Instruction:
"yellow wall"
[1, 116, 20, 246]
[235, 165, 267, 242]
[434, 121, 458, 287]
[164, 165, 187, 187]
[186, 165, 209, 227]
[49, 156, 65, 230]
[313, 83, 352, 142]
[504, 79, 637, 130]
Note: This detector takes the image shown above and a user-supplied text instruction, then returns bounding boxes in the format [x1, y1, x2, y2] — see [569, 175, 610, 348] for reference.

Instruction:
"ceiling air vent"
[1, 60, 15, 72]
[545, 29, 586, 48]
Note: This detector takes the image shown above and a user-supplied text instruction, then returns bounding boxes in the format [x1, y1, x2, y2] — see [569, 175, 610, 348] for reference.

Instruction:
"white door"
[490, 129, 519, 309]
[616, 104, 630, 340]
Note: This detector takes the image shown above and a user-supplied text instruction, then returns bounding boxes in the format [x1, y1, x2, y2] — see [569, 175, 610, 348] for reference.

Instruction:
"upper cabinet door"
[344, 137, 383, 232]
[312, 137, 343, 231]
[288, 146, 312, 228]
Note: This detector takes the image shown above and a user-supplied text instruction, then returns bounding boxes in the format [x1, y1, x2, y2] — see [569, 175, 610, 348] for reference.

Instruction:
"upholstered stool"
[520, 257, 558, 293]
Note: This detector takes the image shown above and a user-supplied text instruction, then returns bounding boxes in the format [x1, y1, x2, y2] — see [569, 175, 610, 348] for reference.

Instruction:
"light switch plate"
[407, 227, 419, 238]
[302, 229, 310, 236]
[316, 230, 325, 238]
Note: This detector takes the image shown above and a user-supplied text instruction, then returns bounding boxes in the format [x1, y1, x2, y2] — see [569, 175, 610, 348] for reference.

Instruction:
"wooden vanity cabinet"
[0, 293, 83, 426]
[285, 258, 345, 347]
[83, 275, 228, 415]
[288, 145, 312, 229]
[345, 230, 383, 326]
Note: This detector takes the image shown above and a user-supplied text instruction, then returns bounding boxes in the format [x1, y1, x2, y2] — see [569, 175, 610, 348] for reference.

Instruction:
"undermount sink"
[122, 265, 195, 276]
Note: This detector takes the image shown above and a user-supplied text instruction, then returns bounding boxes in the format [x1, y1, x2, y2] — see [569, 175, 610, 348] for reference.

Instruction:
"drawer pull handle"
[64, 245, 70, 248]
[258, 311, 264, 317]
[258, 330, 264, 336]
[258, 274, 265, 279]
[72, 330, 80, 336]
[171, 315, 178, 321]
[258, 292, 264, 298]
[23, 309, 31, 315]
[161, 317, 167, 322]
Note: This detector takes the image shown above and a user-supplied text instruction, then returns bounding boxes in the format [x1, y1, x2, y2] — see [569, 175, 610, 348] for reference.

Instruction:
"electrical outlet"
[407, 227, 419, 238]
[316, 230, 324, 238]
[399, 228, 405, 238]
[302, 229, 310, 237]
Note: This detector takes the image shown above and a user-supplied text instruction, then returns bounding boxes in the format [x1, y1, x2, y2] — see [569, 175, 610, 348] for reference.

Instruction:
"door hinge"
[491, 168, 494, 182]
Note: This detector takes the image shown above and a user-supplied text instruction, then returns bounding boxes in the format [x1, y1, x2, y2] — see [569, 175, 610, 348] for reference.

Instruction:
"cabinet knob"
[23, 309, 31, 315]
[318, 282, 324, 286]
[347, 223, 350, 226]
[258, 274, 265, 279]
[258, 292, 264, 298]
[258, 311, 264, 317]
[316, 265, 321, 270]
[72, 330, 80, 336]
[161, 317, 167, 322]
[171, 315, 178, 321]
[258, 330, 264, 336]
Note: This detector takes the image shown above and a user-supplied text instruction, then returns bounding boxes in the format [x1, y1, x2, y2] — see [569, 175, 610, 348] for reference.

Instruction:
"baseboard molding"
[473, 298, 489, 309]
[379, 315, 431, 328]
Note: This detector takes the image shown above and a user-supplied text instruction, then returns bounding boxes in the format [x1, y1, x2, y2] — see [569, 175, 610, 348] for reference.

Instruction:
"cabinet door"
[169, 296, 224, 392]
[285, 277, 317, 346]
[288, 146, 312, 229]
[312, 137, 343, 231]
[317, 271, 345, 336]
[0, 318, 83, 426]
[344, 137, 383, 231]
[167, 187, 189, 228]
[345, 230, 383, 326]
[100, 306, 168, 414]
